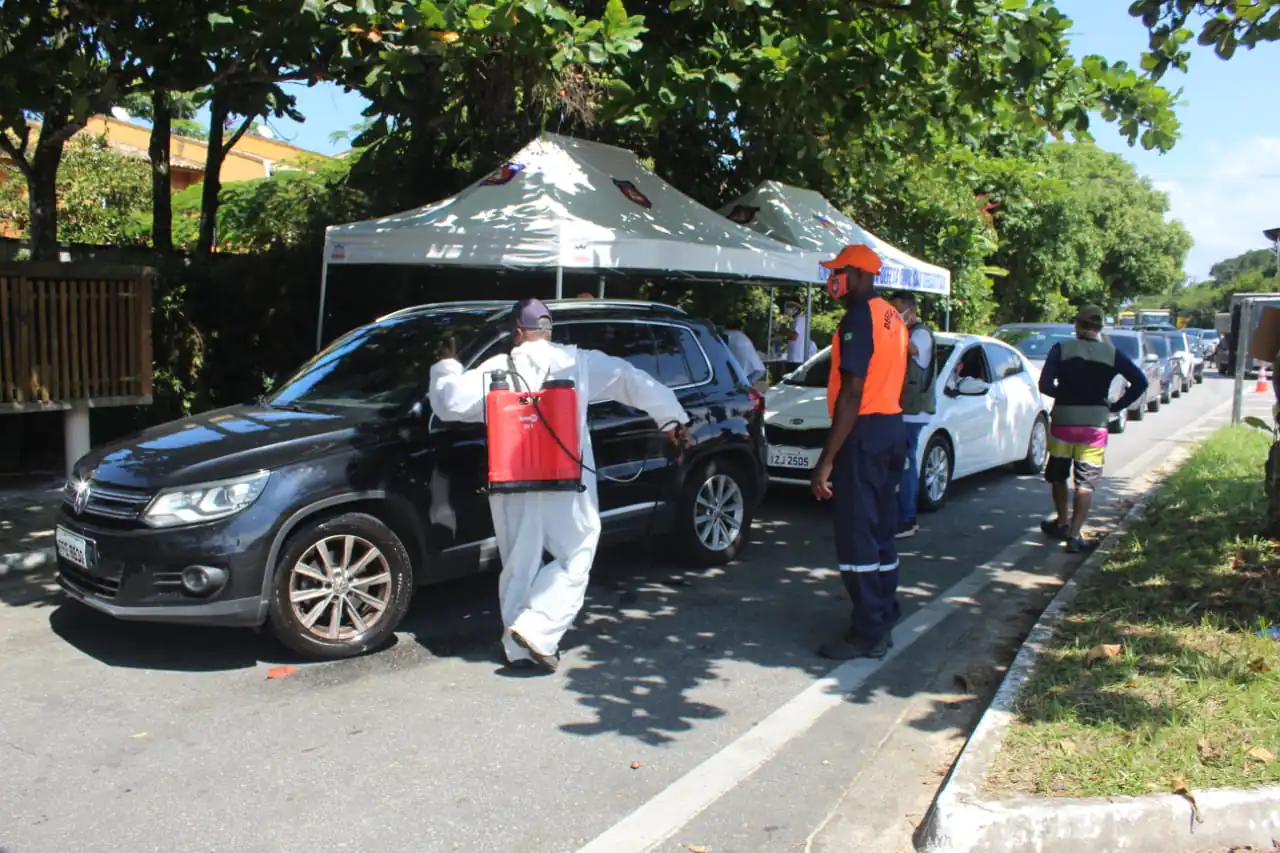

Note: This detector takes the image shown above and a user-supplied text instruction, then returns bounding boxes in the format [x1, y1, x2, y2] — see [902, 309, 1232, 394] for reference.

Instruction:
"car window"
[1107, 334, 1141, 363]
[991, 326, 1073, 359]
[558, 321, 662, 380]
[953, 345, 991, 383]
[1169, 335, 1188, 353]
[469, 331, 511, 366]
[651, 324, 712, 387]
[1149, 335, 1171, 357]
[783, 348, 832, 388]
[981, 342, 1023, 380]
[268, 312, 491, 414]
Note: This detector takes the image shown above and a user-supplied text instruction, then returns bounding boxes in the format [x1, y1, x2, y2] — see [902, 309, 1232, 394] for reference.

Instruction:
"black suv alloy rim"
[289, 535, 394, 641]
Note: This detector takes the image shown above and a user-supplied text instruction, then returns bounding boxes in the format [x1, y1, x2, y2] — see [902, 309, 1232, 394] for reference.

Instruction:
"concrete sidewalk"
[916, 396, 1280, 853]
[0, 480, 64, 605]
[809, 389, 1261, 853]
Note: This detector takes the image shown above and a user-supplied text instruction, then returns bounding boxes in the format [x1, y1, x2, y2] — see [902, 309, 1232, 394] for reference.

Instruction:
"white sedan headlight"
[142, 471, 271, 528]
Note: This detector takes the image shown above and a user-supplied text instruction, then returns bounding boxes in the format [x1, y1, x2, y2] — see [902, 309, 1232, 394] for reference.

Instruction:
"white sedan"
[763, 333, 1051, 510]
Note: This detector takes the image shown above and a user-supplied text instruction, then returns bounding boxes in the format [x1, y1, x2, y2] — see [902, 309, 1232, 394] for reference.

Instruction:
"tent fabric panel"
[719, 180, 951, 296]
[324, 134, 823, 285]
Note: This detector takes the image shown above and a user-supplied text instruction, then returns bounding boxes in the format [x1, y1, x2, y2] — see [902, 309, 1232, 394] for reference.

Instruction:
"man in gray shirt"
[889, 292, 935, 539]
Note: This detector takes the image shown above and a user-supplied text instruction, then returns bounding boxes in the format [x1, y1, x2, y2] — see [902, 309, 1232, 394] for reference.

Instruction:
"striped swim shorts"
[1044, 425, 1106, 491]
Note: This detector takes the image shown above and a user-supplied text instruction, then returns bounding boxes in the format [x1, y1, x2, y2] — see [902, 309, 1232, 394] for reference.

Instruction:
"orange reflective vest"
[827, 296, 908, 418]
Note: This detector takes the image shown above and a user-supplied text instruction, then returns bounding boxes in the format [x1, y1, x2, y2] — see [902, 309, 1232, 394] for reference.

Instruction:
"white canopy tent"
[318, 134, 824, 349]
[719, 181, 954, 358]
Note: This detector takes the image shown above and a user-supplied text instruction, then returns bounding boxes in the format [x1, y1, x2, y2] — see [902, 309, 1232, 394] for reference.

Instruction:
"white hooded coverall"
[428, 338, 690, 663]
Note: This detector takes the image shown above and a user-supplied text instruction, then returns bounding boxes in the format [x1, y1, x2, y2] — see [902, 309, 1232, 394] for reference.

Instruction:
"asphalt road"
[0, 375, 1255, 853]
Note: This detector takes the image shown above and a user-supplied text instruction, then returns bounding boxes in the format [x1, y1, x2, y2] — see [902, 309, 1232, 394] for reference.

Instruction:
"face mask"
[826, 273, 849, 300]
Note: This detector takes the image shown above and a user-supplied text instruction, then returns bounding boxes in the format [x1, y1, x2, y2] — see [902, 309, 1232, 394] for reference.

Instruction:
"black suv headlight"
[142, 471, 271, 529]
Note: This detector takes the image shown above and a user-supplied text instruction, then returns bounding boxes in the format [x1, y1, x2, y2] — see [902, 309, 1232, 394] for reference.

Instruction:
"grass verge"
[987, 425, 1280, 799]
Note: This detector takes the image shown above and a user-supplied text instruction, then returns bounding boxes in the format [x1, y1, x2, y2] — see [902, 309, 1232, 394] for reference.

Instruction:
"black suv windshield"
[1108, 334, 1141, 362]
[992, 327, 1073, 359]
[267, 311, 491, 414]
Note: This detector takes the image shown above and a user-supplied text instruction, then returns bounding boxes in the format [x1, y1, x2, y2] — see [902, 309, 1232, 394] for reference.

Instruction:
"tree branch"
[0, 132, 32, 179]
[41, 114, 93, 150]
[223, 114, 257, 155]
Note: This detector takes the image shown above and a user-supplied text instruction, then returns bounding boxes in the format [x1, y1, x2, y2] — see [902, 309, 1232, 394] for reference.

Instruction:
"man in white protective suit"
[429, 298, 691, 673]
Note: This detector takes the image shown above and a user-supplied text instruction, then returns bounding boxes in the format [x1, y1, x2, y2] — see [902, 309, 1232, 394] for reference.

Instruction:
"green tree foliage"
[0, 0, 144, 258]
[118, 91, 206, 140]
[0, 0, 1206, 428]
[1131, 0, 1280, 77]
[162, 155, 368, 254]
[1211, 248, 1279, 285]
[1135, 247, 1279, 328]
[829, 146, 1002, 332]
[969, 142, 1190, 325]
[0, 134, 151, 245]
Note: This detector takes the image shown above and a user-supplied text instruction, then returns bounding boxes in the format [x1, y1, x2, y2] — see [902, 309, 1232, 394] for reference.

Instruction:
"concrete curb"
[918, 460, 1280, 853]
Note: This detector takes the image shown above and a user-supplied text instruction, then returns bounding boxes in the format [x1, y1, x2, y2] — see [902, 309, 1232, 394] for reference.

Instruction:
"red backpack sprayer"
[480, 351, 691, 557]
[483, 368, 586, 494]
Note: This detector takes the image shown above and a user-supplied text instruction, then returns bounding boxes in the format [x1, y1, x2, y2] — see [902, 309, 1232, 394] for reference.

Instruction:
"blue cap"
[513, 298, 552, 330]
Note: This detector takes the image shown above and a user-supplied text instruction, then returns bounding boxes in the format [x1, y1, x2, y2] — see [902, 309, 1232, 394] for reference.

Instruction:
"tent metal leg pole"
[765, 289, 774, 382]
[598, 274, 605, 298]
[316, 256, 331, 352]
[945, 296, 951, 332]
[555, 266, 564, 299]
[804, 284, 813, 360]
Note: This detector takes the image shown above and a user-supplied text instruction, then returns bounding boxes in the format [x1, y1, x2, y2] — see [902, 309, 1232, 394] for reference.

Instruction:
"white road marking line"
[575, 396, 1238, 853]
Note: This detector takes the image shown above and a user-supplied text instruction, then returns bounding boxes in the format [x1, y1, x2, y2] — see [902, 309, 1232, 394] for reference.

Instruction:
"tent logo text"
[814, 214, 843, 237]
[727, 205, 759, 224]
[613, 179, 652, 209]
[331, 243, 346, 261]
[483, 162, 525, 185]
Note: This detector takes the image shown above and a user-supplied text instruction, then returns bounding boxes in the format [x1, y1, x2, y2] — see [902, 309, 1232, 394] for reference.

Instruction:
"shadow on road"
[41, 467, 1053, 739]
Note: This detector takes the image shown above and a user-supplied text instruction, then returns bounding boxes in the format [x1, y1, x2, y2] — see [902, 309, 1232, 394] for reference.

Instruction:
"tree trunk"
[150, 88, 174, 254]
[197, 87, 256, 257]
[27, 137, 66, 262]
[196, 89, 229, 257]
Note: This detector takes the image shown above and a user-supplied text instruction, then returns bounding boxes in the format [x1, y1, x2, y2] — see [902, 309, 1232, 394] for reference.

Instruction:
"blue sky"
[264, 2, 1279, 281]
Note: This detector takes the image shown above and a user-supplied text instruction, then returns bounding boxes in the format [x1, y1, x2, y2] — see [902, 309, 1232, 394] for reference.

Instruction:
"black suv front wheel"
[267, 512, 414, 659]
[675, 457, 754, 566]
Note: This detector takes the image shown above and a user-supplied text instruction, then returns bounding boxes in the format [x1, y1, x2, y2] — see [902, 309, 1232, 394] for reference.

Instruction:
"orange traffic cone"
[1256, 362, 1270, 394]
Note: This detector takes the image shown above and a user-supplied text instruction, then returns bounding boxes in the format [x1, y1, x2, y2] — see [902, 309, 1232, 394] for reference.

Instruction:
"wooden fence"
[0, 263, 154, 412]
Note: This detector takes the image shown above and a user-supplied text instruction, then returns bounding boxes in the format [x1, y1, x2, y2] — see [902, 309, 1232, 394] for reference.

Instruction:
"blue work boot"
[818, 631, 890, 661]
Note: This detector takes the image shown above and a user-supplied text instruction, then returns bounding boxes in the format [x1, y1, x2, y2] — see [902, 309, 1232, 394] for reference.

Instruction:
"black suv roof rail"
[544, 298, 686, 314]
[377, 301, 509, 322]
[377, 298, 686, 323]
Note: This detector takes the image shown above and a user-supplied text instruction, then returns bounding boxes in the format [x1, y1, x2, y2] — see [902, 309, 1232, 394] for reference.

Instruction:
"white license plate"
[55, 526, 92, 570]
[768, 446, 820, 470]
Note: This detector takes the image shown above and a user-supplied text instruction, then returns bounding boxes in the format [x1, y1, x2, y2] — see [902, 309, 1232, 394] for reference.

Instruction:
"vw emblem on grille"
[790, 418, 804, 425]
[73, 481, 91, 515]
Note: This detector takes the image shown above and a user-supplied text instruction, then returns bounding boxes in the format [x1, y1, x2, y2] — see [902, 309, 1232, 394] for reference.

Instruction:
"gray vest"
[1050, 337, 1117, 429]
[901, 322, 936, 416]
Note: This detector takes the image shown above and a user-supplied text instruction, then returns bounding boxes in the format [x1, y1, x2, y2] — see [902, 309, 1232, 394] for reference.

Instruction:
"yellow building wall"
[82, 116, 324, 184]
[1, 116, 328, 240]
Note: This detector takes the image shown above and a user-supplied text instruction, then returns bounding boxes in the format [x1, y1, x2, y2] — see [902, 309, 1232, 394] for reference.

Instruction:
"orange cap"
[820, 244, 882, 274]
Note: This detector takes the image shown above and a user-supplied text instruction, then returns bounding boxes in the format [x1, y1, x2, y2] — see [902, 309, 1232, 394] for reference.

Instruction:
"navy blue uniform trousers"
[831, 415, 906, 642]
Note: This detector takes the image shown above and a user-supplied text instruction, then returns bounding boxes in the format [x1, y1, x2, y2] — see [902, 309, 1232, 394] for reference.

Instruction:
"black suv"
[54, 300, 768, 659]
